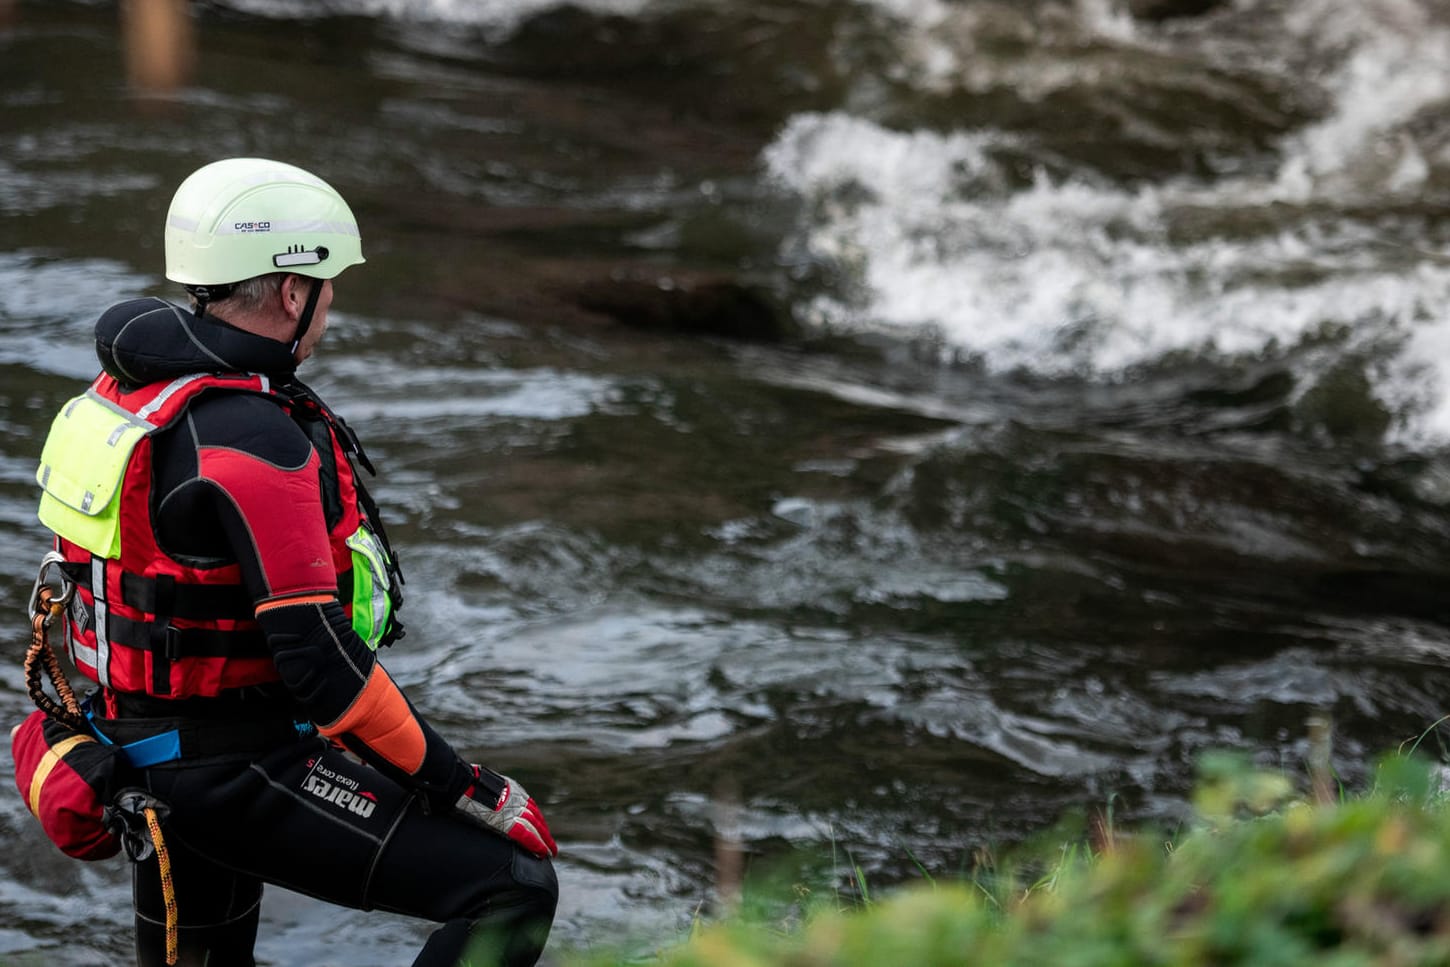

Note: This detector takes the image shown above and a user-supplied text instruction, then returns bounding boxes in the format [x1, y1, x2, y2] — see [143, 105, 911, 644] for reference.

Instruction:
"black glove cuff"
[468, 764, 508, 805]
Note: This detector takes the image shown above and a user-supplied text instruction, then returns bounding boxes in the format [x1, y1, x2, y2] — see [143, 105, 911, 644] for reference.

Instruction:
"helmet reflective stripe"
[209, 219, 360, 236]
[165, 158, 365, 287]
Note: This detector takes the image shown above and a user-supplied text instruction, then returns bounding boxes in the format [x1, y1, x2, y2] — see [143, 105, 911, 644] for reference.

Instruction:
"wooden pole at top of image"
[121, 0, 196, 96]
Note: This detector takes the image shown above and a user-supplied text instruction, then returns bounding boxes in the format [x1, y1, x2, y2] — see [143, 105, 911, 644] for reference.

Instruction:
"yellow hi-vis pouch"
[36, 394, 151, 558]
[345, 524, 395, 652]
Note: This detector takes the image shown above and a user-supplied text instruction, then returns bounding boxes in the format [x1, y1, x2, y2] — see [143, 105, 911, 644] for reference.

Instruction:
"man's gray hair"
[188, 273, 286, 315]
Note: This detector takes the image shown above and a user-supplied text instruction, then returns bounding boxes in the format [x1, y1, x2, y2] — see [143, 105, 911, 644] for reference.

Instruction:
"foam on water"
[212, 0, 650, 37]
[1272, 0, 1450, 201]
[316, 357, 616, 425]
[763, 0, 1450, 447]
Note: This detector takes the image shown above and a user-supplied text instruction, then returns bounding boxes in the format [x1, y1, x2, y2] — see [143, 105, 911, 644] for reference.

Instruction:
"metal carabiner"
[27, 550, 76, 621]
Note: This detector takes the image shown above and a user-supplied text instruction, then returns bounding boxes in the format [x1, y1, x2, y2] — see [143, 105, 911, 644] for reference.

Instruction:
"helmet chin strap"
[184, 282, 237, 320]
[289, 277, 324, 355]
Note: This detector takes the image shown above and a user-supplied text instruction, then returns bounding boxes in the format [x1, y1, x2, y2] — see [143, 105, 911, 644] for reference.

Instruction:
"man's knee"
[418, 856, 558, 967]
[508, 850, 559, 915]
[462, 854, 558, 966]
[469, 852, 558, 934]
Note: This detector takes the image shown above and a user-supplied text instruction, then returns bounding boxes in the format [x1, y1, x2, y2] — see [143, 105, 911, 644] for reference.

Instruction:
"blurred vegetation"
[563, 748, 1450, 966]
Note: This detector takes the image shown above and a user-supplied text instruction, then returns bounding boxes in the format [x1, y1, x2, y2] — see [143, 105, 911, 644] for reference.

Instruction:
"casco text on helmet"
[164, 158, 365, 289]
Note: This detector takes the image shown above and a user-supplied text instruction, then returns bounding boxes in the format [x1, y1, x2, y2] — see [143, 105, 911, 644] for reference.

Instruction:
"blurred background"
[5, 0, 1450, 962]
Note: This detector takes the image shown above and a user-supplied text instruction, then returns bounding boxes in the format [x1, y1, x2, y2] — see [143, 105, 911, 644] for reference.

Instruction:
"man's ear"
[278, 273, 303, 320]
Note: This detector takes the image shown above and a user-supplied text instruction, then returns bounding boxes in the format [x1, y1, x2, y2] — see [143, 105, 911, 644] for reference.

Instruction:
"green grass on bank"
[566, 751, 1450, 966]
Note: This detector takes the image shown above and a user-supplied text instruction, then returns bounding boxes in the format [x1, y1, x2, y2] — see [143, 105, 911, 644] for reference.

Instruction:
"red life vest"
[41, 371, 395, 699]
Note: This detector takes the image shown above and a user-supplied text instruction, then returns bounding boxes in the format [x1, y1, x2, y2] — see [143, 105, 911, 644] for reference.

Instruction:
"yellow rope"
[28, 582, 179, 965]
[145, 806, 178, 966]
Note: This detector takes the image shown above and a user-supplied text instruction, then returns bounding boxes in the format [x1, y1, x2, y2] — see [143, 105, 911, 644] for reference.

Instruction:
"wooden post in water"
[1307, 712, 1335, 805]
[121, 0, 195, 96]
[713, 777, 743, 915]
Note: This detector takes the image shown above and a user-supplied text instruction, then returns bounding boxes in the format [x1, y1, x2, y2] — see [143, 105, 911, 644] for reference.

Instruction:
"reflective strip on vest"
[135, 371, 272, 419]
[344, 525, 392, 652]
[135, 374, 210, 422]
[91, 556, 110, 688]
[69, 626, 99, 671]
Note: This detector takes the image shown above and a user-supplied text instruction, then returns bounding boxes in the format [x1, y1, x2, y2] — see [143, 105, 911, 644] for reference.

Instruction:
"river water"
[5, 0, 1450, 962]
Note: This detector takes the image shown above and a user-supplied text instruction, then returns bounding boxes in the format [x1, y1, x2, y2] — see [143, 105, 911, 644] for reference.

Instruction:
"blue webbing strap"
[84, 703, 316, 767]
[85, 709, 183, 767]
[115, 730, 183, 768]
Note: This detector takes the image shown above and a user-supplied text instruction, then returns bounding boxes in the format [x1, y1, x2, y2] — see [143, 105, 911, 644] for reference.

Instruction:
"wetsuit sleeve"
[179, 398, 473, 807]
[254, 596, 472, 806]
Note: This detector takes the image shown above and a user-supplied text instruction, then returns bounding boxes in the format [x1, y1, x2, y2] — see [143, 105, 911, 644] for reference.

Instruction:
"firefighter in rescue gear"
[29, 158, 558, 966]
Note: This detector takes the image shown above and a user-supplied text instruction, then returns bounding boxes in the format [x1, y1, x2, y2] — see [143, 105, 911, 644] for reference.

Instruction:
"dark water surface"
[6, 0, 1450, 962]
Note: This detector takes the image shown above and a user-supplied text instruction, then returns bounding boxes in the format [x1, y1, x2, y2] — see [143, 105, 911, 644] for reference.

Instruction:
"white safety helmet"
[164, 158, 365, 295]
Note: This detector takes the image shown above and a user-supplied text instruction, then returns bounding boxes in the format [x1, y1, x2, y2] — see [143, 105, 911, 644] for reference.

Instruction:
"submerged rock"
[1126, 0, 1229, 20]
[571, 273, 796, 341]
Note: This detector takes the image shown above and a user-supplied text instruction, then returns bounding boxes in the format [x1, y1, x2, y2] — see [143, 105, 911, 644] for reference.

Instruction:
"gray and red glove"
[455, 765, 558, 858]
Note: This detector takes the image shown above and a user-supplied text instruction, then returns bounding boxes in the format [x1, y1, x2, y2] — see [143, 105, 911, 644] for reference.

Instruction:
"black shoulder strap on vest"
[278, 378, 376, 476]
[275, 379, 407, 596]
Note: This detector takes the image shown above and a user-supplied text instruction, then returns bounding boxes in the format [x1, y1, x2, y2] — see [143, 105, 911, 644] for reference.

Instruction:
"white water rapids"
[204, 0, 1450, 446]
[759, 0, 1450, 446]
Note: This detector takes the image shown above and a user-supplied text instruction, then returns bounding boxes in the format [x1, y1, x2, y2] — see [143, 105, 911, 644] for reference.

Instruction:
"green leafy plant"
[565, 750, 1450, 967]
